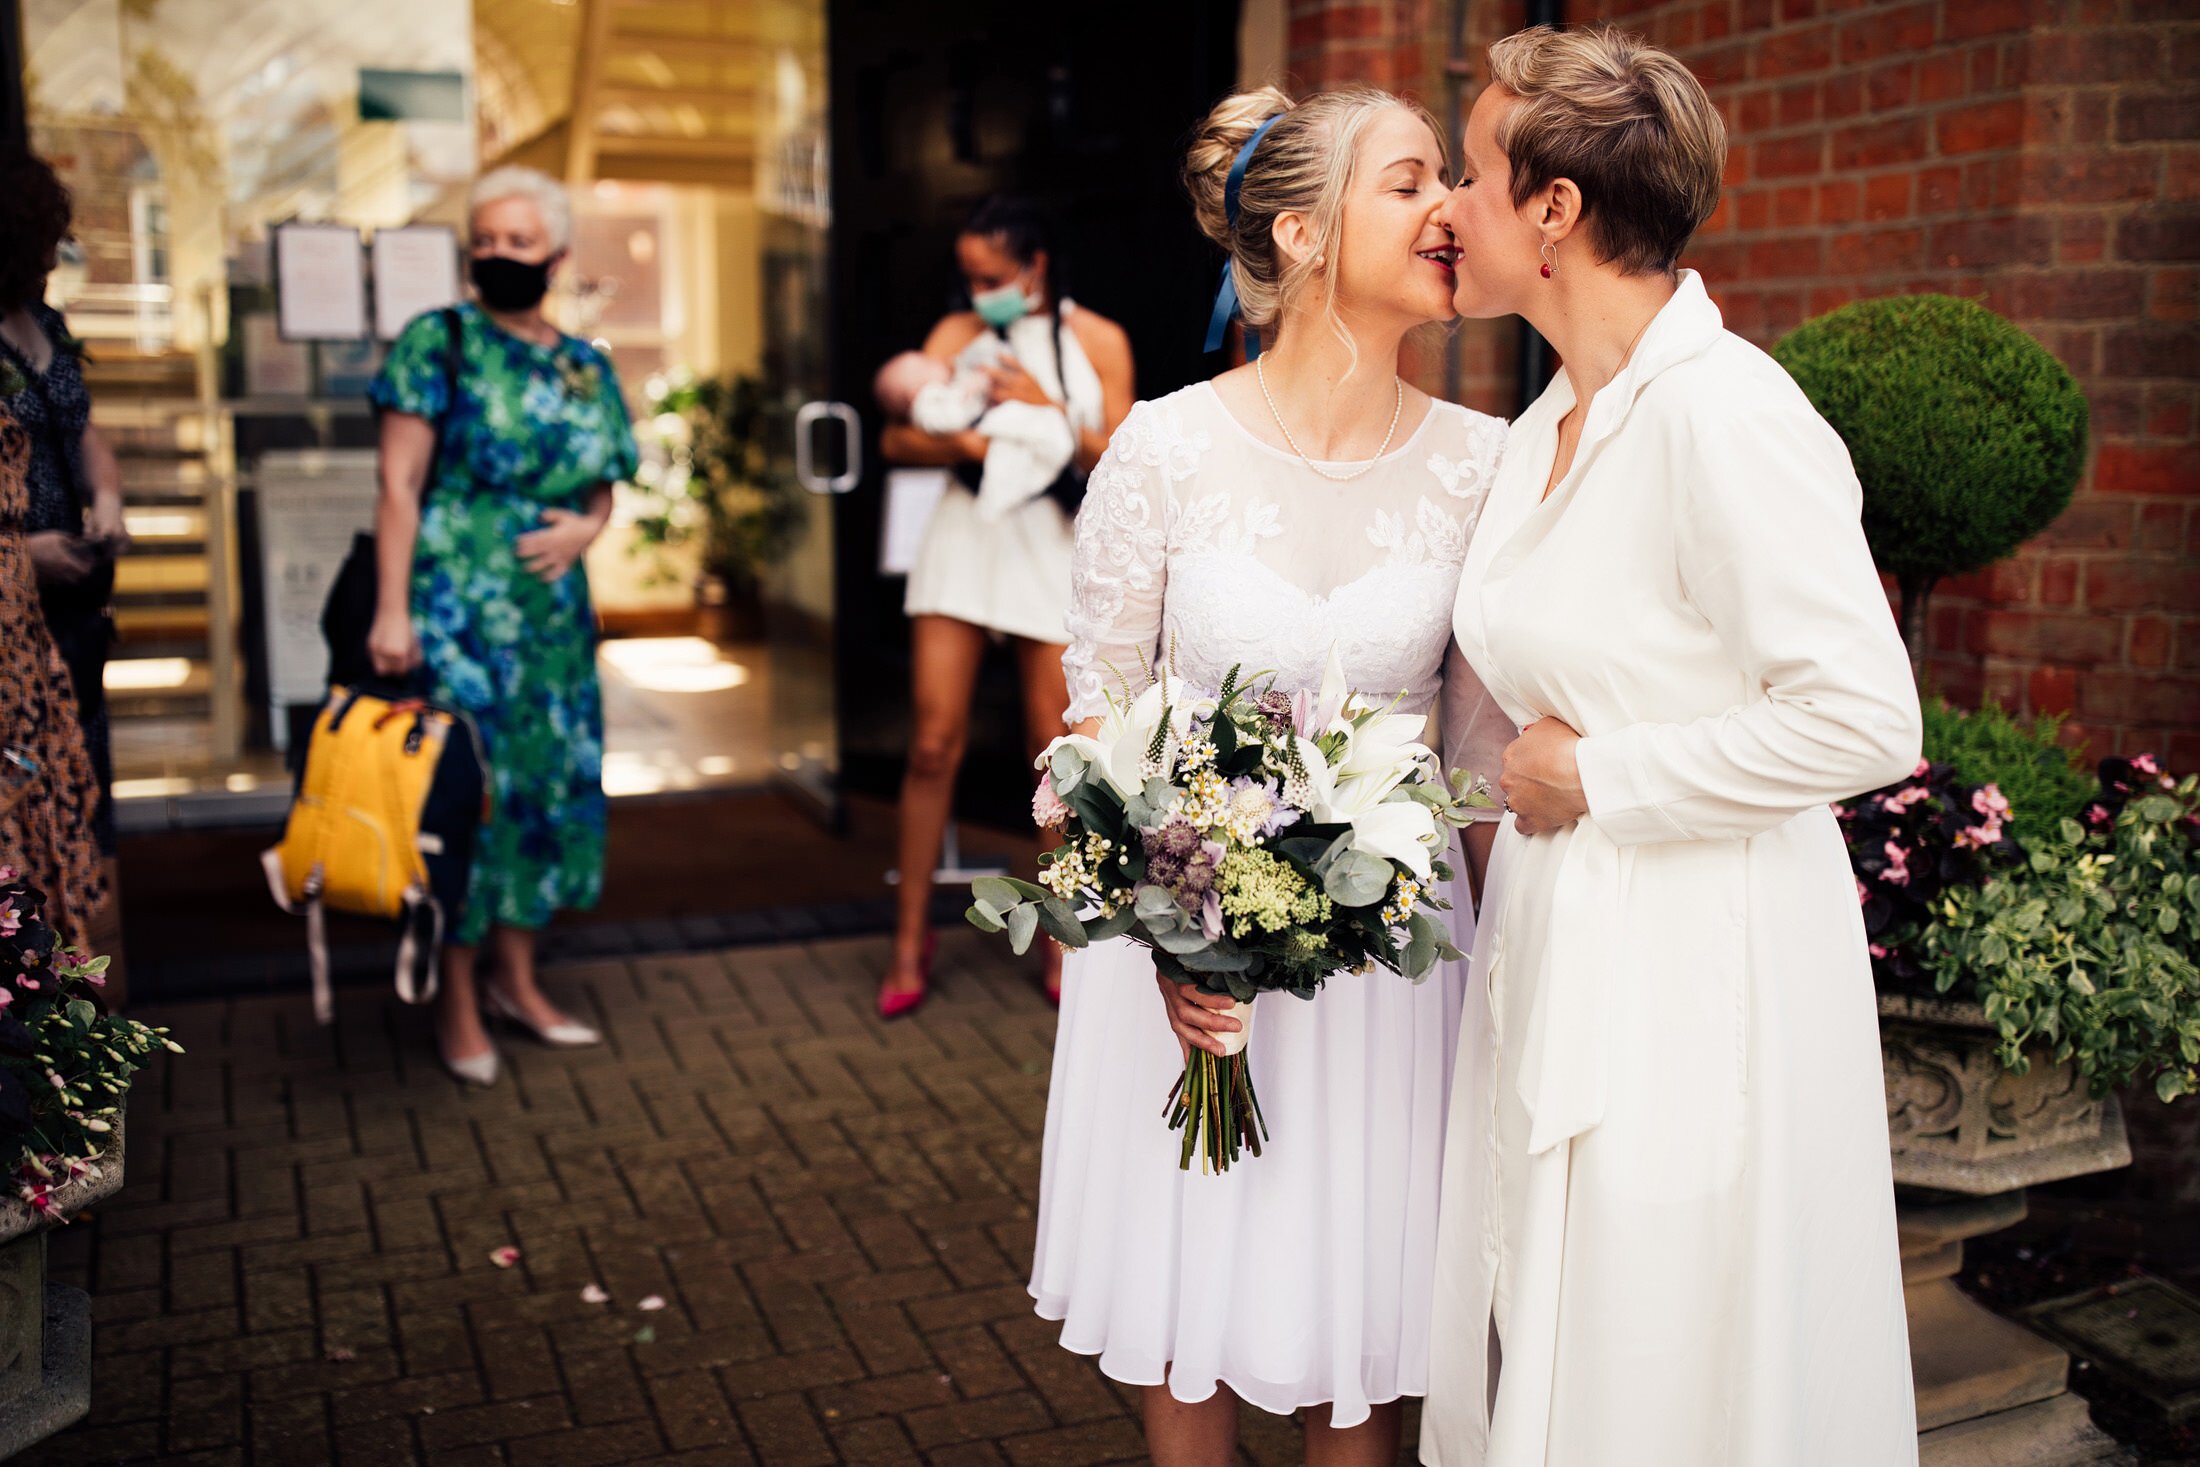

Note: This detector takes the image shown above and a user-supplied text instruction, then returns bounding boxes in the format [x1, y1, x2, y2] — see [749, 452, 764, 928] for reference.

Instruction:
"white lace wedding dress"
[1027, 379, 1508, 1426]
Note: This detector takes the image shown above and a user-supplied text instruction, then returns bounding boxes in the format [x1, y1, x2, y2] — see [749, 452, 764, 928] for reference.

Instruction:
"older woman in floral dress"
[368, 167, 638, 1086]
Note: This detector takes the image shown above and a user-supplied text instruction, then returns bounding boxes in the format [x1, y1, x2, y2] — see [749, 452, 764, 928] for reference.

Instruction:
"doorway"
[817, 0, 1240, 828]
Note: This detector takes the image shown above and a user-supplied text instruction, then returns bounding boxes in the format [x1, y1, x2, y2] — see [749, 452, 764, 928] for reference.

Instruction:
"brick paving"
[21, 931, 1420, 1466]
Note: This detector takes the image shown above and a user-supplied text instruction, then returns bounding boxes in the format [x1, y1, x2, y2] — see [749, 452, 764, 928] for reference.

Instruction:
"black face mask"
[469, 253, 556, 311]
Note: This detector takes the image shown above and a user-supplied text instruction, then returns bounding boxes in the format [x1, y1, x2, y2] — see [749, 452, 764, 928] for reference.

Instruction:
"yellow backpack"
[261, 684, 488, 1022]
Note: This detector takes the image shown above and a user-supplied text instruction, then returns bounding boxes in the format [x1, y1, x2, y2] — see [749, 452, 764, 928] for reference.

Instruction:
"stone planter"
[1881, 994, 2131, 1467]
[0, 1127, 124, 1462]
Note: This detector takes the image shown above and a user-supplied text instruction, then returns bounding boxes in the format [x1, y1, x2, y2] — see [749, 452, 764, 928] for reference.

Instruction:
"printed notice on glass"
[273, 223, 367, 341]
[371, 225, 462, 340]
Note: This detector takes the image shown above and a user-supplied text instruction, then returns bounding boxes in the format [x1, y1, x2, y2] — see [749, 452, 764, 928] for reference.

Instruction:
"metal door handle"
[794, 400, 863, 494]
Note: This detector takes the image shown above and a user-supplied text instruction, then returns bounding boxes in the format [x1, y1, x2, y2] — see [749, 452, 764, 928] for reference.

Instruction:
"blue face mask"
[972, 275, 1036, 329]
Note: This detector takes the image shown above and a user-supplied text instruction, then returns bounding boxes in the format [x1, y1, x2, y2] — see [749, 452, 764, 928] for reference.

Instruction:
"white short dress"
[902, 301, 1106, 645]
[1028, 382, 1511, 1426]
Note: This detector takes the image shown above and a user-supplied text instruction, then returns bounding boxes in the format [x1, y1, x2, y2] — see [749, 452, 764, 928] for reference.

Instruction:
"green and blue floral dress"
[370, 304, 639, 944]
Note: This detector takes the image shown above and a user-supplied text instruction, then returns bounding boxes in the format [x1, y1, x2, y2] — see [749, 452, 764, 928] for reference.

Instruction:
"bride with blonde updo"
[1026, 81, 1510, 1466]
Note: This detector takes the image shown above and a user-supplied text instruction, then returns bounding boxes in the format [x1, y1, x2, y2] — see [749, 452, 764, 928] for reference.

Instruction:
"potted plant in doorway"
[627, 371, 807, 643]
[0, 871, 179, 1458]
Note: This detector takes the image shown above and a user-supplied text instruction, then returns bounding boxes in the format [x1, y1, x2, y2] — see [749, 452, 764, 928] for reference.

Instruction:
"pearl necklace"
[1255, 358, 1404, 483]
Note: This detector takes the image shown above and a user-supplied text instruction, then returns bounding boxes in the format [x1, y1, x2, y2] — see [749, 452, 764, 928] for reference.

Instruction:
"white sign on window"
[372, 225, 463, 340]
[273, 222, 368, 341]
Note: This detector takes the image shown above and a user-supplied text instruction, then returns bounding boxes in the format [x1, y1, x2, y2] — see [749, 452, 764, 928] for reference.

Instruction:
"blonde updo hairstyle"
[1184, 84, 1451, 373]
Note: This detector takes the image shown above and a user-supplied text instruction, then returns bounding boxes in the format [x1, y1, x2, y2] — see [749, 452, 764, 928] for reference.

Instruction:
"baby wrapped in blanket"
[872, 336, 1077, 521]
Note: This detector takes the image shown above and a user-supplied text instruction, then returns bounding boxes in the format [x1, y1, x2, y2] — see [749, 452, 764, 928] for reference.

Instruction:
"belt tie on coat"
[1509, 818, 1633, 1156]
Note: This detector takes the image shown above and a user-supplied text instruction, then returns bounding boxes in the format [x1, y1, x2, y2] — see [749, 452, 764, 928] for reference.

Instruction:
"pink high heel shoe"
[877, 934, 937, 1020]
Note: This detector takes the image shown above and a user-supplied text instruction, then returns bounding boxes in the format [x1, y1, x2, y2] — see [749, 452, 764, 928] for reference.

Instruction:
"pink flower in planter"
[1879, 786, 1929, 813]
[488, 1246, 522, 1269]
[1869, 943, 1890, 958]
[0, 865, 17, 882]
[0, 899, 17, 937]
[1971, 784, 2010, 820]
[2132, 753, 2160, 777]
[1913, 759, 1931, 779]
[2086, 803, 2111, 826]
[1954, 820, 2004, 851]
[1856, 879, 1870, 905]
[1882, 841, 1911, 886]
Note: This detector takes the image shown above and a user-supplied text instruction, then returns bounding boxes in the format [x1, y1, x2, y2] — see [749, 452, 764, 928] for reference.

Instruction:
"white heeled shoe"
[441, 1040, 501, 1087]
[483, 986, 602, 1048]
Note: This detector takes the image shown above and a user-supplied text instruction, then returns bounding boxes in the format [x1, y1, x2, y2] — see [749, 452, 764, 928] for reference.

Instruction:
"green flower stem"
[1165, 1047, 1268, 1174]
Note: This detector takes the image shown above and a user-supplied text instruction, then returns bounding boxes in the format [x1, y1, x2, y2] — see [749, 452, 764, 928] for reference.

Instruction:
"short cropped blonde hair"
[1487, 26, 1725, 275]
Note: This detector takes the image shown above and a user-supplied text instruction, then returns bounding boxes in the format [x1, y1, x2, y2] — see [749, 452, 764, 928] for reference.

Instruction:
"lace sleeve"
[1439, 640, 1516, 822]
[1062, 401, 1170, 723]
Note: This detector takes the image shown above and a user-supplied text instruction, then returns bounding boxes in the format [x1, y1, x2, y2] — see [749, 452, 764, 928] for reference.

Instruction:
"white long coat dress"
[1421, 272, 1924, 1467]
[1029, 382, 1509, 1426]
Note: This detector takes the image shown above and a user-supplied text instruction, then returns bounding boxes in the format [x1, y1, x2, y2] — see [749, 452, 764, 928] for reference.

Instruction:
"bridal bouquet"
[969, 652, 1489, 1173]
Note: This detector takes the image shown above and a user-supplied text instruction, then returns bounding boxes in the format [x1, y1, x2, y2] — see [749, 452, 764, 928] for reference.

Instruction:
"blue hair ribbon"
[1203, 112, 1286, 359]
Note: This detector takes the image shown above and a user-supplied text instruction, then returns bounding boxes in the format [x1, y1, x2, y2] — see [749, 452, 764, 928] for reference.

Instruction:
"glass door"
[754, 0, 848, 823]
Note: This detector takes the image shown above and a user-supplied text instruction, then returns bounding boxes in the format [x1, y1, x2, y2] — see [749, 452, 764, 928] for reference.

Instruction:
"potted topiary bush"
[626, 371, 807, 643]
[0, 870, 179, 1457]
[1772, 295, 2090, 662]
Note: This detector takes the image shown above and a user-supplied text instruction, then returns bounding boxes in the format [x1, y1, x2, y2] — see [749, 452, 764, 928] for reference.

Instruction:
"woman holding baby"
[873, 195, 1136, 1018]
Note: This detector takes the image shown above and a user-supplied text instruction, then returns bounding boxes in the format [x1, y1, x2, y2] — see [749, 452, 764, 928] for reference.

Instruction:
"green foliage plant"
[1, 874, 181, 1221]
[1920, 697, 2093, 852]
[626, 372, 806, 595]
[1918, 767, 2200, 1104]
[1772, 295, 2088, 656]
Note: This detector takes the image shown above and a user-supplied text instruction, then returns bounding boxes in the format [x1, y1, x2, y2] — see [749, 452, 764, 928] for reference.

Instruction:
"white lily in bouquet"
[970, 648, 1491, 1173]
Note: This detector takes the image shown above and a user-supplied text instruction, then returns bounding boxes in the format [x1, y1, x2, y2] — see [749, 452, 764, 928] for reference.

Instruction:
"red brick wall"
[1286, 0, 2200, 764]
[1286, 0, 1452, 89]
[1575, 0, 2200, 763]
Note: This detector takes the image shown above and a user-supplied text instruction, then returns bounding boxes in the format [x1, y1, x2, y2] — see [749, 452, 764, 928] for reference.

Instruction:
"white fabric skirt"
[904, 483, 1074, 645]
[1028, 864, 1475, 1427]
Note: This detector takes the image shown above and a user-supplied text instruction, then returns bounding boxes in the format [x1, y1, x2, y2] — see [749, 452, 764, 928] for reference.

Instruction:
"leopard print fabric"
[0, 413, 106, 951]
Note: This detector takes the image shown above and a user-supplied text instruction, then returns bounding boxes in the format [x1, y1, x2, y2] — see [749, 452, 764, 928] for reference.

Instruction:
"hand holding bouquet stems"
[969, 649, 1492, 1172]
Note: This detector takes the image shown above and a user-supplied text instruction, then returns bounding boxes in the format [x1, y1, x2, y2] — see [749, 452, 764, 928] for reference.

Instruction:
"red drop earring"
[1539, 243, 1556, 279]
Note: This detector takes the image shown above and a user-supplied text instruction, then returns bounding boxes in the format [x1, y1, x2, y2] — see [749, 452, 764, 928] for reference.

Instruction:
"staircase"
[75, 339, 240, 767]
